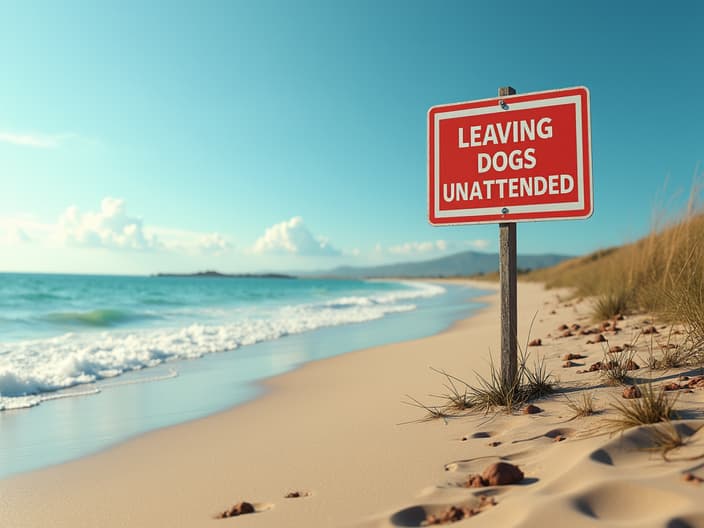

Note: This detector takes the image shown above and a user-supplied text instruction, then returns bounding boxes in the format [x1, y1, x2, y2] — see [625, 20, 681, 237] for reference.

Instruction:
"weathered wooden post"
[498, 86, 518, 387]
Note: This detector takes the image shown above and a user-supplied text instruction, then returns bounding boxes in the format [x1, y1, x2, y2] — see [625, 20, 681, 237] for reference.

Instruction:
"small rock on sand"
[523, 404, 542, 414]
[683, 473, 704, 484]
[562, 353, 584, 361]
[586, 334, 606, 344]
[465, 474, 486, 488]
[482, 462, 524, 486]
[623, 386, 642, 399]
[285, 491, 311, 498]
[528, 338, 542, 346]
[663, 382, 681, 391]
[217, 501, 255, 518]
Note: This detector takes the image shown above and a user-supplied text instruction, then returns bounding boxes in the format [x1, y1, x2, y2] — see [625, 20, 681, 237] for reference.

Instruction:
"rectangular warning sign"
[428, 86, 592, 225]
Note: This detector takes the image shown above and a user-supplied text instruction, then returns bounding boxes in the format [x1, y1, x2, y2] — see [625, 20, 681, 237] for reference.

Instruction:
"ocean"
[0, 273, 487, 478]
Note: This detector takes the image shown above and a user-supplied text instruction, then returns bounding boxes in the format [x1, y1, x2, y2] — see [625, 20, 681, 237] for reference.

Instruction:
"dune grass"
[565, 391, 597, 418]
[525, 176, 704, 363]
[406, 349, 554, 418]
[607, 382, 678, 432]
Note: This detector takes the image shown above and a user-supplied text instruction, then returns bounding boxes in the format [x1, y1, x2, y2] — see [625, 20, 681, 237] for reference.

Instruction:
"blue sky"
[0, 0, 701, 274]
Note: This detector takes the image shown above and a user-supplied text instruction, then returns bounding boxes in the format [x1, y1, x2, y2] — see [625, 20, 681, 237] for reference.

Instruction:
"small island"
[154, 270, 296, 279]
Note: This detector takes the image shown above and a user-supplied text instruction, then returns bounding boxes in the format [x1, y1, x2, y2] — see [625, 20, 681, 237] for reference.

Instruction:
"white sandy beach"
[2, 281, 703, 528]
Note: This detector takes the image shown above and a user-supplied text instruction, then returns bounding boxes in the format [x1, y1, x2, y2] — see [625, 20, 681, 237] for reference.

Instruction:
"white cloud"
[198, 232, 231, 255]
[4, 225, 31, 244]
[470, 239, 490, 250]
[59, 197, 160, 250]
[388, 240, 447, 255]
[386, 239, 491, 255]
[251, 216, 340, 256]
[0, 131, 74, 149]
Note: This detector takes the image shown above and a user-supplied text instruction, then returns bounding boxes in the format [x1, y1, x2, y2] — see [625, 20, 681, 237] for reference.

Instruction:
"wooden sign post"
[428, 85, 593, 384]
[498, 86, 518, 387]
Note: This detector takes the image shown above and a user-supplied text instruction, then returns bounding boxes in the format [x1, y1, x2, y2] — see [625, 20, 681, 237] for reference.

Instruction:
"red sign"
[428, 86, 592, 225]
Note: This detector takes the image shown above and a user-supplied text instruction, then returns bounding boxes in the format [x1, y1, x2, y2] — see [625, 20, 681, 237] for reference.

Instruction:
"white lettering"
[548, 174, 559, 194]
[495, 178, 507, 198]
[493, 151, 508, 172]
[470, 126, 481, 147]
[478, 153, 492, 173]
[469, 181, 483, 200]
[483, 125, 498, 145]
[520, 177, 532, 195]
[520, 120, 535, 142]
[508, 149, 523, 170]
[457, 182, 468, 201]
[523, 148, 536, 169]
[458, 128, 469, 148]
[496, 122, 511, 144]
[534, 176, 547, 195]
[560, 174, 574, 193]
[483, 180, 493, 199]
[537, 117, 553, 139]
[508, 178, 519, 198]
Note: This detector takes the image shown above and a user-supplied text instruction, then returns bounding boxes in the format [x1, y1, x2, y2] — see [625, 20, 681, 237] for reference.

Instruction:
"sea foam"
[0, 282, 444, 410]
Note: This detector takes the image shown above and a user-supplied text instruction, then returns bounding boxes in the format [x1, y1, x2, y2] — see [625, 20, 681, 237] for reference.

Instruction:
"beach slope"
[2, 281, 704, 528]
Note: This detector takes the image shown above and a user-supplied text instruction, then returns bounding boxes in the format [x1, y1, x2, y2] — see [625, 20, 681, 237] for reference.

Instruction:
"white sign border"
[430, 89, 592, 224]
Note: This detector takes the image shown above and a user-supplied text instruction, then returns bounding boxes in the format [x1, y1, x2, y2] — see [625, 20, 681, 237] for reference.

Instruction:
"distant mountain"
[305, 250, 571, 279]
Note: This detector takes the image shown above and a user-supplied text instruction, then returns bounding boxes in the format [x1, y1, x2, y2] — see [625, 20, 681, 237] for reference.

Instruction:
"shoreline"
[3, 280, 704, 527]
[0, 279, 485, 479]
[0, 279, 514, 527]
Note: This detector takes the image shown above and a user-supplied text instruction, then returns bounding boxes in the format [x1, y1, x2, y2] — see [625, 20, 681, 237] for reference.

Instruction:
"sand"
[2, 281, 704, 527]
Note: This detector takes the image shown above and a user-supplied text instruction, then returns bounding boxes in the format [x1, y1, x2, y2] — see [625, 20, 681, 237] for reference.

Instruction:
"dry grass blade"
[592, 290, 630, 321]
[523, 170, 704, 339]
[521, 352, 554, 400]
[564, 391, 597, 418]
[469, 355, 523, 414]
[642, 421, 687, 461]
[469, 349, 554, 414]
[399, 395, 451, 425]
[607, 382, 678, 432]
[600, 347, 637, 385]
[428, 367, 474, 412]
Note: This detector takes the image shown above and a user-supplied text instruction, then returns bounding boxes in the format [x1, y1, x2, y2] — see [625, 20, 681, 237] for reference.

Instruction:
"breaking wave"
[0, 282, 444, 410]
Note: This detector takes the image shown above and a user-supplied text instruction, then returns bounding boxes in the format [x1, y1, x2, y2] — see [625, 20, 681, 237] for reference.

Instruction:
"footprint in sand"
[511, 427, 576, 444]
[588, 422, 703, 469]
[460, 431, 494, 441]
[573, 481, 689, 522]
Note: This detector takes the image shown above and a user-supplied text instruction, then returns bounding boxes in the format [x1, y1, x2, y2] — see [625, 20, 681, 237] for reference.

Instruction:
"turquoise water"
[0, 273, 486, 478]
